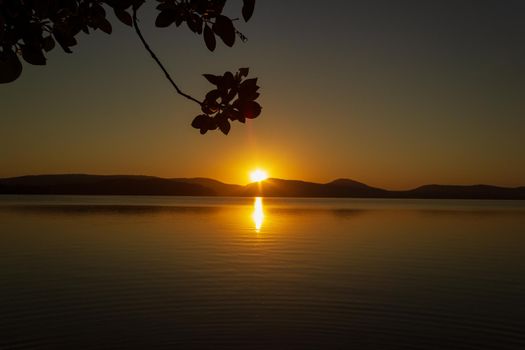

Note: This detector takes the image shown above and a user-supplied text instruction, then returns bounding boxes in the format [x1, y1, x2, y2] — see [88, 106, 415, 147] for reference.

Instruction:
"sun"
[249, 169, 268, 183]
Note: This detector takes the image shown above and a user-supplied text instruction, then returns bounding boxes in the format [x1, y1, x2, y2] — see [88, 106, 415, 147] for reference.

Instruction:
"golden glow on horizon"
[252, 197, 264, 232]
[249, 169, 268, 183]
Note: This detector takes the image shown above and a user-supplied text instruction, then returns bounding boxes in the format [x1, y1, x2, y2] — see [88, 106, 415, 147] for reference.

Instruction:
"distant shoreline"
[1, 174, 524, 200]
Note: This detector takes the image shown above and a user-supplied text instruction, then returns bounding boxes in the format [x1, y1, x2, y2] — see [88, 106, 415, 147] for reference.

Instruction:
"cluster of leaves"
[155, 0, 254, 51]
[192, 67, 261, 134]
[0, 0, 255, 83]
[0, 0, 142, 83]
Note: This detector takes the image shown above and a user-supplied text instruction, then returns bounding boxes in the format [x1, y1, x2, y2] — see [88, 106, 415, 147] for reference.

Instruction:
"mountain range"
[0, 174, 524, 199]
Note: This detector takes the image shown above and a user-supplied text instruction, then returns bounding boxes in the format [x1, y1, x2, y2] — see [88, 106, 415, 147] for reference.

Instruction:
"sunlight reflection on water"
[252, 197, 264, 232]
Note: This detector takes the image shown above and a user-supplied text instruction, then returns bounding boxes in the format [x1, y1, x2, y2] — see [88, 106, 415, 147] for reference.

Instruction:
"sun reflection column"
[252, 197, 264, 232]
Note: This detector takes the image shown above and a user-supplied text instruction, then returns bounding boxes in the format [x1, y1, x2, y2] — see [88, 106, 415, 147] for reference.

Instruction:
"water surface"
[1, 196, 524, 349]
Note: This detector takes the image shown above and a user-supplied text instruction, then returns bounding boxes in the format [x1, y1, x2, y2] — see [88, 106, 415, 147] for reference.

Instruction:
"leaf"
[186, 14, 203, 34]
[218, 118, 231, 135]
[21, 45, 46, 65]
[91, 4, 106, 18]
[239, 67, 249, 77]
[205, 89, 221, 101]
[132, 0, 145, 11]
[53, 29, 77, 53]
[156, 3, 175, 11]
[242, 0, 255, 22]
[203, 25, 216, 51]
[241, 77, 258, 89]
[0, 15, 4, 41]
[42, 36, 55, 52]
[203, 74, 221, 85]
[240, 101, 262, 119]
[226, 109, 243, 122]
[191, 114, 216, 134]
[239, 77, 259, 100]
[98, 18, 112, 34]
[201, 100, 219, 114]
[222, 71, 235, 88]
[221, 87, 237, 104]
[114, 9, 132, 26]
[155, 10, 176, 27]
[0, 50, 22, 84]
[192, 114, 208, 128]
[175, 13, 184, 27]
[213, 15, 235, 47]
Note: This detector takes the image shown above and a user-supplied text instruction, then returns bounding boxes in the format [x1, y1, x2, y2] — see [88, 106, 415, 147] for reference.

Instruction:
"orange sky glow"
[1, 2, 524, 189]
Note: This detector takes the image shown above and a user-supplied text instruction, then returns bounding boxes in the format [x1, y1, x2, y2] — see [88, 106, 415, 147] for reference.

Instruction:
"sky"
[1, 0, 525, 189]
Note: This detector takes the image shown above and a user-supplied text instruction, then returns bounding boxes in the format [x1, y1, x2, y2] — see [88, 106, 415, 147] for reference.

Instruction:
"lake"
[1, 196, 524, 349]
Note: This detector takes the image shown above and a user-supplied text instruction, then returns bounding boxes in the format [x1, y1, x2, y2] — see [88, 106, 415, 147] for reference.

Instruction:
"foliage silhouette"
[0, 0, 260, 134]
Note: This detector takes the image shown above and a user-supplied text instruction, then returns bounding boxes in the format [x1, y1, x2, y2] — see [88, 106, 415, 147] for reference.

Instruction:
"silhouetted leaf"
[53, 28, 77, 53]
[192, 114, 217, 134]
[192, 114, 208, 134]
[0, 50, 22, 83]
[221, 87, 236, 104]
[98, 19, 112, 34]
[192, 0, 211, 14]
[240, 100, 261, 119]
[187, 14, 203, 34]
[192, 114, 207, 128]
[132, 0, 145, 11]
[203, 25, 216, 51]
[91, 4, 106, 18]
[0, 15, 4, 41]
[222, 71, 235, 88]
[201, 99, 219, 114]
[21, 23, 43, 43]
[205, 89, 221, 101]
[242, 0, 255, 22]
[174, 12, 184, 27]
[239, 77, 259, 100]
[21, 45, 46, 65]
[239, 67, 249, 77]
[114, 9, 132, 26]
[155, 10, 175, 27]
[203, 74, 221, 85]
[213, 15, 235, 47]
[226, 109, 243, 122]
[34, 0, 49, 17]
[240, 77, 258, 89]
[218, 118, 231, 135]
[42, 36, 55, 52]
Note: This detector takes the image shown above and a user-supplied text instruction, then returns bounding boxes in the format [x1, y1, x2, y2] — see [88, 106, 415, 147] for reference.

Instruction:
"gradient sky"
[1, 0, 525, 189]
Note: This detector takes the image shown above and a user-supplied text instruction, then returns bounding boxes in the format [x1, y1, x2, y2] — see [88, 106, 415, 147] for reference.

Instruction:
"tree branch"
[132, 8, 202, 106]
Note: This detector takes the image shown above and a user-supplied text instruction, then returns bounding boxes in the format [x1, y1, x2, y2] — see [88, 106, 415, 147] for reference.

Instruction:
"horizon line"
[1, 173, 524, 191]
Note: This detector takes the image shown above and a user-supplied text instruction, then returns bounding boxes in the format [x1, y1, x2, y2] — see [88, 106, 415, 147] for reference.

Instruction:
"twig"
[132, 8, 202, 106]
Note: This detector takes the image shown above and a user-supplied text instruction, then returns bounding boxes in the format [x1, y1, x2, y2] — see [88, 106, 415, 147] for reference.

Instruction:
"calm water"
[1, 196, 524, 349]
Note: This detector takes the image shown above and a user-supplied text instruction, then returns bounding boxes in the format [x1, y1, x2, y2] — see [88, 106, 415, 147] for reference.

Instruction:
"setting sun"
[249, 169, 268, 183]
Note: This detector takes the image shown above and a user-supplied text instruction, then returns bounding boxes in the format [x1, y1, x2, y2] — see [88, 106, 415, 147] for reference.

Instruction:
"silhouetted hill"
[243, 178, 389, 198]
[0, 174, 524, 199]
[399, 184, 525, 200]
[0, 174, 213, 196]
[325, 178, 389, 197]
[171, 177, 244, 196]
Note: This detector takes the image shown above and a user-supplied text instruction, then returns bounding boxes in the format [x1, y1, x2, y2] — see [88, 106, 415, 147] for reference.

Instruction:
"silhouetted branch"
[132, 8, 202, 106]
